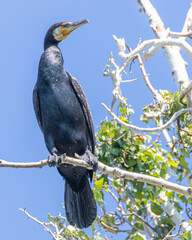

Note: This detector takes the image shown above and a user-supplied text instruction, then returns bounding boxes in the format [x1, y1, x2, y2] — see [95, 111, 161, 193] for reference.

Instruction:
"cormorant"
[33, 19, 98, 228]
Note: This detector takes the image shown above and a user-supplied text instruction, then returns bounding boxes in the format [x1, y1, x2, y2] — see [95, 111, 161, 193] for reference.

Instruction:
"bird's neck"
[44, 45, 63, 66]
[38, 45, 64, 84]
[44, 41, 59, 51]
[44, 31, 60, 50]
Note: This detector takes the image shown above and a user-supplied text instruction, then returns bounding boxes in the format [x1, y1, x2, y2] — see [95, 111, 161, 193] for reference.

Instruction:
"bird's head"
[44, 19, 89, 50]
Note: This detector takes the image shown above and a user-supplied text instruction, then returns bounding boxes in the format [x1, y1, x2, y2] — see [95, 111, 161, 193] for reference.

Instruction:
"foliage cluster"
[39, 91, 192, 239]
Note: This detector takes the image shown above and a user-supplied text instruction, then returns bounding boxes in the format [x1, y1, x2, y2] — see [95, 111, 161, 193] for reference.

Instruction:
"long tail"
[64, 178, 97, 228]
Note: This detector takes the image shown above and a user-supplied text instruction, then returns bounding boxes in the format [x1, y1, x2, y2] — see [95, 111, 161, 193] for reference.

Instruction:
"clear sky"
[0, 0, 191, 239]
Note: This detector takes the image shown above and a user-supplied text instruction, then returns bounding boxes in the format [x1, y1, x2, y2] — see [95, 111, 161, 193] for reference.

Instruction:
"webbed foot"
[76, 150, 98, 171]
[48, 148, 61, 167]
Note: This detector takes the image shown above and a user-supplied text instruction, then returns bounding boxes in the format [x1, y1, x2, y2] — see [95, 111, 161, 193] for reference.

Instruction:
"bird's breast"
[39, 80, 88, 155]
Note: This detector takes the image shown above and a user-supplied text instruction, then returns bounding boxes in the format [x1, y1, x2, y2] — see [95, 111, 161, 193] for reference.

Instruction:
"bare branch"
[160, 193, 192, 232]
[0, 159, 47, 168]
[19, 208, 56, 239]
[179, 81, 192, 100]
[128, 208, 162, 238]
[162, 226, 176, 240]
[142, 38, 192, 62]
[138, 0, 191, 92]
[125, 42, 163, 103]
[169, 30, 192, 38]
[103, 51, 127, 110]
[147, 133, 161, 148]
[102, 103, 192, 133]
[1, 155, 192, 197]
[180, 3, 192, 41]
[143, 105, 166, 119]
[98, 216, 127, 233]
[186, 201, 192, 220]
[136, 53, 163, 102]
[113, 36, 192, 76]
[162, 224, 182, 240]
[107, 188, 125, 215]
[120, 75, 148, 83]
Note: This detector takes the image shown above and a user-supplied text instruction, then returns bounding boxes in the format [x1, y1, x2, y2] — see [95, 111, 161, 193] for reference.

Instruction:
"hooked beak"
[56, 19, 89, 41]
[67, 19, 89, 31]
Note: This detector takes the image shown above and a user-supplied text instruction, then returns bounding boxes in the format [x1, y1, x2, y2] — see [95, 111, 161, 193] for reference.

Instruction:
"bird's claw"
[48, 153, 61, 167]
[77, 150, 98, 171]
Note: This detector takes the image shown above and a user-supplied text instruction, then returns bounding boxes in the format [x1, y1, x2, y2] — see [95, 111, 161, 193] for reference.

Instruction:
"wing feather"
[67, 73, 95, 154]
[33, 85, 43, 132]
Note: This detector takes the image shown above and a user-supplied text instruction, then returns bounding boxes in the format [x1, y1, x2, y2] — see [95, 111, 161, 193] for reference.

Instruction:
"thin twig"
[179, 81, 192, 100]
[162, 224, 182, 240]
[162, 225, 176, 240]
[98, 216, 128, 233]
[169, 30, 192, 38]
[125, 41, 163, 103]
[147, 133, 161, 148]
[104, 235, 110, 240]
[113, 130, 128, 141]
[128, 208, 163, 238]
[107, 188, 125, 214]
[19, 208, 56, 239]
[181, 128, 192, 135]
[177, 119, 183, 143]
[136, 53, 163, 102]
[120, 75, 149, 83]
[143, 105, 166, 119]
[186, 202, 192, 220]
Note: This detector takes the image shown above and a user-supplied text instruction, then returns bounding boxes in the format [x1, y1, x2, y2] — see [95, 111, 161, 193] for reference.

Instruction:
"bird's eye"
[62, 24, 67, 28]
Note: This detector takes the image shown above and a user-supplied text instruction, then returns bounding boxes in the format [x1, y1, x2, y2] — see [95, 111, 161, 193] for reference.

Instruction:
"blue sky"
[0, 0, 192, 239]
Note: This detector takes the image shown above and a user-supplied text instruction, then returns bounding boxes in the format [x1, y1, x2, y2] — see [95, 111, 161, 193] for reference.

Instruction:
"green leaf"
[130, 232, 146, 240]
[140, 115, 149, 123]
[94, 178, 104, 190]
[165, 191, 174, 199]
[180, 148, 190, 158]
[93, 189, 103, 203]
[137, 159, 143, 171]
[140, 154, 148, 162]
[155, 155, 163, 162]
[188, 231, 192, 239]
[183, 230, 192, 240]
[168, 159, 178, 168]
[167, 153, 173, 160]
[180, 155, 189, 167]
[151, 202, 164, 215]
[176, 174, 182, 181]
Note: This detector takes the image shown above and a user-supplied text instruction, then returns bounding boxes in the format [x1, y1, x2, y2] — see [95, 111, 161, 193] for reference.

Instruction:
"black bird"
[33, 19, 98, 228]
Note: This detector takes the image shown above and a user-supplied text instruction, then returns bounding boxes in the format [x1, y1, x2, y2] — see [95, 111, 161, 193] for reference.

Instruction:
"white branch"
[138, 0, 192, 233]
[143, 38, 192, 62]
[136, 53, 163, 102]
[180, 3, 192, 41]
[179, 81, 192, 99]
[0, 159, 48, 168]
[103, 51, 130, 110]
[160, 193, 192, 232]
[169, 30, 192, 38]
[102, 103, 192, 132]
[19, 208, 56, 239]
[138, 0, 190, 90]
[112, 36, 192, 94]
[1, 157, 192, 197]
